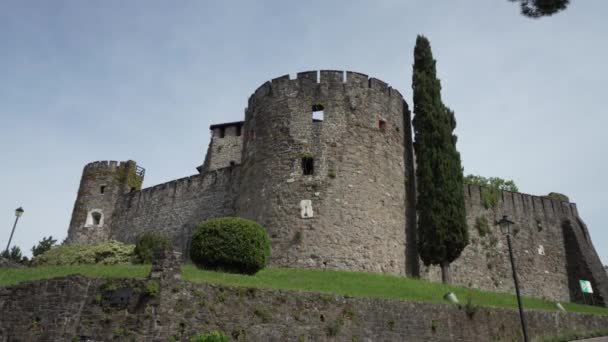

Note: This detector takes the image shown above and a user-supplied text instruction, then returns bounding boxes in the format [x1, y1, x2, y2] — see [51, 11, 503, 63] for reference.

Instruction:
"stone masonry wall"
[236, 70, 414, 275]
[199, 123, 244, 173]
[421, 185, 608, 305]
[67, 161, 143, 244]
[110, 167, 239, 255]
[1, 275, 608, 341]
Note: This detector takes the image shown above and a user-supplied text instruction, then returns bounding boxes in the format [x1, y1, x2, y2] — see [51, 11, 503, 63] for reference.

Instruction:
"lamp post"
[497, 215, 529, 342]
[4, 207, 24, 255]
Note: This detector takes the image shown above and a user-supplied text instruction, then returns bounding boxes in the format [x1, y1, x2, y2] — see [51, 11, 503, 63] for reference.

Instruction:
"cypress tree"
[412, 35, 468, 284]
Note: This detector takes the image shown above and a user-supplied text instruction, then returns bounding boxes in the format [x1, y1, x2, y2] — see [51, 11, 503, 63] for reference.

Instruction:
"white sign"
[579, 280, 593, 294]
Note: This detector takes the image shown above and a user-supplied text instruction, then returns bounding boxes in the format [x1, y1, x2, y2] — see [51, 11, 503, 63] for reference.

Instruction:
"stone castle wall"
[421, 185, 608, 305]
[199, 122, 244, 173]
[110, 168, 239, 255]
[64, 70, 607, 305]
[235, 70, 414, 274]
[1, 275, 607, 341]
[67, 160, 143, 244]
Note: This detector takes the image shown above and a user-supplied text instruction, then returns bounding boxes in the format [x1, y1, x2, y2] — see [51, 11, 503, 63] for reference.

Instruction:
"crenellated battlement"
[464, 184, 580, 221]
[84, 160, 137, 170]
[247, 70, 405, 110]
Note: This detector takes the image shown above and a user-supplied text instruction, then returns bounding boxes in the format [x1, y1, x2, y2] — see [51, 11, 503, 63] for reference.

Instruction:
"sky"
[0, 0, 606, 265]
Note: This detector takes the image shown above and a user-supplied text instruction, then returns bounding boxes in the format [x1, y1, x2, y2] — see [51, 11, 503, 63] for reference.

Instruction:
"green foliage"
[31, 240, 134, 266]
[144, 280, 160, 297]
[133, 232, 172, 264]
[412, 35, 468, 273]
[464, 175, 519, 209]
[31, 236, 57, 257]
[190, 217, 270, 275]
[181, 265, 608, 316]
[464, 175, 518, 192]
[509, 0, 570, 18]
[190, 331, 229, 342]
[545, 192, 569, 202]
[1, 245, 27, 263]
[253, 306, 272, 323]
[327, 169, 336, 178]
[327, 317, 344, 336]
[115, 161, 143, 191]
[474, 216, 490, 237]
[0, 264, 150, 286]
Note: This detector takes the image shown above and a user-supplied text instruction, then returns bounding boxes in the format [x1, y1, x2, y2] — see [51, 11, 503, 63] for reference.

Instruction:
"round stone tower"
[66, 160, 144, 243]
[236, 70, 415, 275]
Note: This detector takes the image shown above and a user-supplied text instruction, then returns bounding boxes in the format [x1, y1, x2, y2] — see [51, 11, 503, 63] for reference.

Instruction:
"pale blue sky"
[1, 1, 606, 265]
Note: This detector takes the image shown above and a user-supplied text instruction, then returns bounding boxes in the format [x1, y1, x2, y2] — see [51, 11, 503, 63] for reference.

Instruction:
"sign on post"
[579, 280, 593, 294]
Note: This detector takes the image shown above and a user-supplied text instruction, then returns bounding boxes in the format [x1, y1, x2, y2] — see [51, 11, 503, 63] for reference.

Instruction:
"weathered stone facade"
[65, 70, 608, 306]
[1, 275, 607, 341]
[421, 186, 608, 306]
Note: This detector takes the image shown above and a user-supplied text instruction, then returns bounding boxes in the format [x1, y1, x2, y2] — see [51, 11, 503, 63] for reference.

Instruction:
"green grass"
[182, 265, 608, 316]
[0, 264, 150, 286]
[1, 264, 607, 317]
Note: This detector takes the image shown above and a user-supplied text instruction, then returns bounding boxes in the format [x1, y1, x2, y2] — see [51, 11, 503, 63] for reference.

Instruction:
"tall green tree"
[412, 35, 468, 284]
[509, 0, 570, 18]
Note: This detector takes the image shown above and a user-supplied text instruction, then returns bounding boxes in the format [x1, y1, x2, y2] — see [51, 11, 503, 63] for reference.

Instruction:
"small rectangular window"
[379, 119, 387, 131]
[302, 157, 314, 175]
[219, 127, 226, 138]
[100, 186, 106, 194]
[312, 104, 324, 122]
[236, 125, 242, 137]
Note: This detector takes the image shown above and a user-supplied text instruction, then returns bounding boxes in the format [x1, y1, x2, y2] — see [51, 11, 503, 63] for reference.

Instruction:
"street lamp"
[4, 207, 24, 255]
[496, 215, 529, 342]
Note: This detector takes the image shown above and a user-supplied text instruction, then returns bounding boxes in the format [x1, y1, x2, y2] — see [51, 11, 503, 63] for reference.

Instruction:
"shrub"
[31, 236, 57, 257]
[464, 175, 519, 209]
[190, 331, 229, 342]
[31, 240, 134, 266]
[133, 231, 172, 264]
[474, 216, 490, 237]
[190, 217, 270, 275]
[545, 192, 569, 202]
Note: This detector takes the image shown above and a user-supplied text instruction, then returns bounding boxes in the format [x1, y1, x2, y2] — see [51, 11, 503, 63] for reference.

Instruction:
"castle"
[66, 70, 608, 306]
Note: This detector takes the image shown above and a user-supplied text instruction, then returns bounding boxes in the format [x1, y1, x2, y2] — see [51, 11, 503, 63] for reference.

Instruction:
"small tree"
[412, 35, 468, 284]
[31, 236, 57, 257]
[1, 245, 26, 263]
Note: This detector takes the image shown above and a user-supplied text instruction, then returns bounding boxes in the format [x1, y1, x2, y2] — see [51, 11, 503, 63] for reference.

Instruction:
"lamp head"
[15, 207, 24, 218]
[496, 215, 514, 235]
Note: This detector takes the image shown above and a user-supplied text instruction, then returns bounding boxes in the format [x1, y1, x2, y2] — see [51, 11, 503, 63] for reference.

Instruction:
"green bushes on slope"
[190, 217, 270, 275]
[133, 232, 172, 264]
[31, 240, 134, 266]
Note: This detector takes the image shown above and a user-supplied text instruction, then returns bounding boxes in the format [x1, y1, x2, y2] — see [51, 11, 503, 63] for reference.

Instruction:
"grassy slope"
[1, 264, 607, 316]
[0, 264, 151, 286]
[182, 265, 608, 316]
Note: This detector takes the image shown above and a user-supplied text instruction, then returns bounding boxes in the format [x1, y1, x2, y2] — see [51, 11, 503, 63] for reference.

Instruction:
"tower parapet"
[66, 160, 144, 243]
[236, 70, 415, 274]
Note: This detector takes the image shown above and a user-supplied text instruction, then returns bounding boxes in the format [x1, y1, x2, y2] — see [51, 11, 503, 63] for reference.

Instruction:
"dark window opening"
[379, 119, 387, 131]
[92, 212, 102, 225]
[302, 157, 314, 175]
[219, 127, 225, 138]
[100, 186, 106, 194]
[229, 161, 236, 167]
[312, 104, 324, 122]
[130, 187, 137, 193]
[236, 125, 242, 137]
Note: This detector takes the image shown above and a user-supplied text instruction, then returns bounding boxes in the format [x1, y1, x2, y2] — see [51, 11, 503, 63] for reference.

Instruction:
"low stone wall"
[1, 275, 607, 341]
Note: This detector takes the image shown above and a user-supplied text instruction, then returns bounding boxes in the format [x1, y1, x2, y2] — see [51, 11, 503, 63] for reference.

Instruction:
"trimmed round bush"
[190, 217, 270, 275]
[31, 240, 134, 266]
[133, 231, 172, 264]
